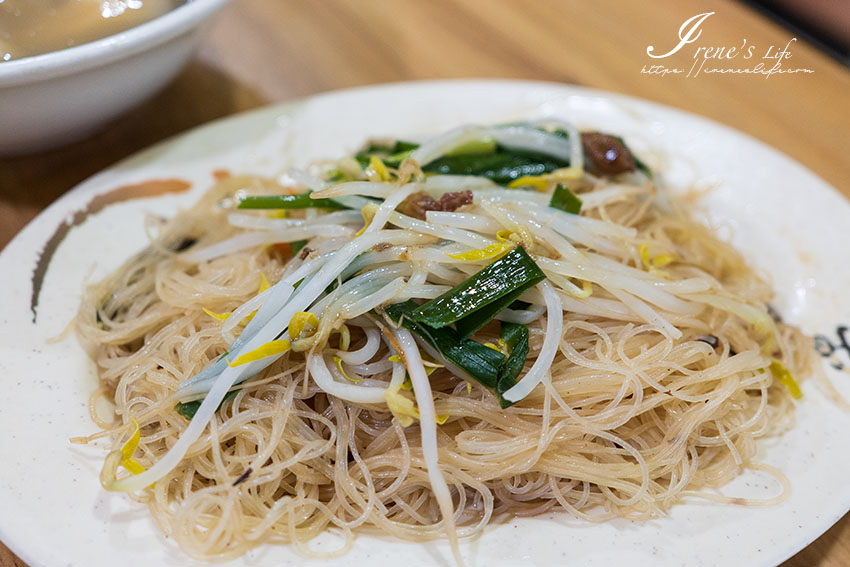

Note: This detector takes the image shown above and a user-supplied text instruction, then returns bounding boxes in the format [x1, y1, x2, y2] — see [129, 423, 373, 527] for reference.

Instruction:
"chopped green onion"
[453, 288, 527, 338]
[237, 192, 348, 210]
[423, 151, 569, 185]
[174, 402, 198, 420]
[175, 390, 239, 420]
[385, 148, 415, 163]
[384, 301, 503, 389]
[497, 322, 529, 408]
[355, 138, 497, 168]
[548, 127, 569, 139]
[383, 304, 532, 407]
[356, 140, 419, 167]
[446, 137, 497, 156]
[407, 247, 546, 338]
[549, 184, 582, 214]
[500, 321, 527, 350]
[391, 141, 420, 153]
[355, 136, 569, 185]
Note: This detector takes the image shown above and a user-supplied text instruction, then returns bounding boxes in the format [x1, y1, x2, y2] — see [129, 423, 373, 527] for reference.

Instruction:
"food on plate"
[75, 120, 813, 561]
[0, 0, 183, 61]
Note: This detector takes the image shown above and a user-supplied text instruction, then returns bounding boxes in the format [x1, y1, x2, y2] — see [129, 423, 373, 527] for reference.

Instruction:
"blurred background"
[747, 0, 849, 62]
[0, 0, 848, 247]
[0, 0, 848, 565]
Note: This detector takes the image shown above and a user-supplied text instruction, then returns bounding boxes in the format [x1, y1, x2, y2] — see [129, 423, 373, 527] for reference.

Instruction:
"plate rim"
[1, 78, 849, 567]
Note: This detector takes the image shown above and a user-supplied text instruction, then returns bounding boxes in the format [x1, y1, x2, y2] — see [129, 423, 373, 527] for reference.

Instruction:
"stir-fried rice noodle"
[75, 122, 814, 562]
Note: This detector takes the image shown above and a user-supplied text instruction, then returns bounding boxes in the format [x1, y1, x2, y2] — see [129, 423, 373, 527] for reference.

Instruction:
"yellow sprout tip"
[367, 156, 390, 182]
[289, 311, 319, 341]
[227, 340, 291, 367]
[333, 356, 362, 383]
[203, 307, 230, 322]
[385, 388, 418, 427]
[508, 175, 548, 191]
[770, 360, 803, 399]
[447, 241, 514, 262]
[258, 273, 271, 292]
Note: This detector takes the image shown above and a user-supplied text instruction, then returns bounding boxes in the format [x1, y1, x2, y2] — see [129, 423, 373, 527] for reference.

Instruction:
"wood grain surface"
[1, 1, 848, 565]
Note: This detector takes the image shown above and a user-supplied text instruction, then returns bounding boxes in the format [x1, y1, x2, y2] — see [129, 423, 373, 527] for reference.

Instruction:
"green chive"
[237, 192, 348, 210]
[445, 137, 497, 156]
[384, 302, 504, 389]
[423, 151, 569, 185]
[356, 140, 419, 167]
[290, 240, 307, 256]
[497, 322, 530, 408]
[175, 389, 239, 420]
[407, 247, 546, 338]
[549, 184, 582, 214]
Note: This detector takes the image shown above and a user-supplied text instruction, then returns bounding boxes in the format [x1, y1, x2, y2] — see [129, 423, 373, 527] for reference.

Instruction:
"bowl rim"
[0, 0, 231, 86]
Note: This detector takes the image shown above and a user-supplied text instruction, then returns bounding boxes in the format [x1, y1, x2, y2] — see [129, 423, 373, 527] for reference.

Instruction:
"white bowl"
[0, 0, 230, 156]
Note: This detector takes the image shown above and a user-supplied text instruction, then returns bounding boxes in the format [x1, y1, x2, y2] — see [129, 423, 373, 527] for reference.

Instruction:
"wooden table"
[1, 0, 848, 565]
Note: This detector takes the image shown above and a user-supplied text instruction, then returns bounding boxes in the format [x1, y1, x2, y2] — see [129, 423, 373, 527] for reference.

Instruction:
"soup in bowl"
[0, 1, 186, 61]
[0, 0, 229, 155]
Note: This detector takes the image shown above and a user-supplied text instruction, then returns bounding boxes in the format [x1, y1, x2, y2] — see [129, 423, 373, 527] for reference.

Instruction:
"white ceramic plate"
[1, 80, 849, 567]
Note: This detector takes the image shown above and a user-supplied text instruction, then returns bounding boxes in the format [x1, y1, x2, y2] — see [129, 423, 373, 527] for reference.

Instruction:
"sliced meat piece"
[401, 190, 473, 220]
[401, 192, 441, 220]
[581, 132, 636, 175]
[437, 189, 473, 212]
